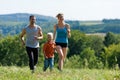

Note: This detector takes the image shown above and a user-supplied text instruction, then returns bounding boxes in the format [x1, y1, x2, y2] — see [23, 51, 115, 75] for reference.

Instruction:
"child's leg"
[43, 58, 49, 71]
[49, 58, 54, 71]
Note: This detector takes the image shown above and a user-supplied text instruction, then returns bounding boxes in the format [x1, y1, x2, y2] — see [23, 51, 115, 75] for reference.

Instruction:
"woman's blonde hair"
[56, 13, 63, 18]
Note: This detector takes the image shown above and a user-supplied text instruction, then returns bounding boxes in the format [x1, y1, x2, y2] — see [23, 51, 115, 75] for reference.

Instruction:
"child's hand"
[55, 50, 57, 53]
[45, 56, 48, 59]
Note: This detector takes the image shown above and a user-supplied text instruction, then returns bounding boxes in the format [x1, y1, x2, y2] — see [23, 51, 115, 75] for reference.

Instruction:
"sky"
[0, 0, 120, 20]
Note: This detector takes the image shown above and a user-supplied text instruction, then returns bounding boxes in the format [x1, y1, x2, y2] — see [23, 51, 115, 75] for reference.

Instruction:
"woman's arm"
[66, 23, 71, 38]
[53, 24, 57, 41]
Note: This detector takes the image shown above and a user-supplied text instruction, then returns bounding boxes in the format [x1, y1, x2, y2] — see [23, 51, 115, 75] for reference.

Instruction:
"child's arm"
[54, 43, 57, 53]
[43, 44, 48, 58]
[43, 51, 48, 58]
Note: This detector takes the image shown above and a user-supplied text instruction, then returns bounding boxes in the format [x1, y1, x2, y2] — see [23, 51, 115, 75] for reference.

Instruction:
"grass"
[80, 21, 103, 26]
[0, 66, 120, 80]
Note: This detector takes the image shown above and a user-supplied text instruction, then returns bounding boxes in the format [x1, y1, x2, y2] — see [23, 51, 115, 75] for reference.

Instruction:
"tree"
[101, 44, 120, 68]
[80, 47, 96, 68]
[68, 30, 87, 57]
[87, 35, 104, 56]
[104, 32, 118, 47]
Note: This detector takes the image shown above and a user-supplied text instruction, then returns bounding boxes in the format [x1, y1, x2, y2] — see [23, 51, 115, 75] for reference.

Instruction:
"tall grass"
[0, 66, 120, 80]
[80, 21, 103, 26]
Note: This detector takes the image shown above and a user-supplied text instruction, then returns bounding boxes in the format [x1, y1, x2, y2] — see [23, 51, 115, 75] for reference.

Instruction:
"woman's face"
[58, 15, 64, 21]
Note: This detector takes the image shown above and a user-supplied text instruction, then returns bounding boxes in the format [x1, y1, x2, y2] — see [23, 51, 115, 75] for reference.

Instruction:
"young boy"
[43, 32, 56, 71]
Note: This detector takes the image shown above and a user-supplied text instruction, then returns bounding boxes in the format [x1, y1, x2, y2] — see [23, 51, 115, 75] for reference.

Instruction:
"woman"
[53, 13, 71, 71]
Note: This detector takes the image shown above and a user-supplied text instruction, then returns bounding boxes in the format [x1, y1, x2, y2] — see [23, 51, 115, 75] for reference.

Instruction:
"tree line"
[1, 19, 120, 36]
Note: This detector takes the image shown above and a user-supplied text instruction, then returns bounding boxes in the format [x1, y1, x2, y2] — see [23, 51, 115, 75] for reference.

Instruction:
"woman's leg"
[62, 47, 68, 62]
[56, 46, 64, 70]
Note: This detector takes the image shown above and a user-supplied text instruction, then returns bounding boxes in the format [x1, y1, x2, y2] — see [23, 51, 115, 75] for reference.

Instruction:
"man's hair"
[29, 15, 35, 20]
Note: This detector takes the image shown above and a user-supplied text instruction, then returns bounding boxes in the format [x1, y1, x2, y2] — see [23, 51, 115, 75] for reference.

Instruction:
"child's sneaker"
[43, 67, 47, 72]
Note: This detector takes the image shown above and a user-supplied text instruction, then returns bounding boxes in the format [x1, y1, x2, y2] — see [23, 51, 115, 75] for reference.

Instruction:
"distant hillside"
[0, 13, 120, 36]
[0, 13, 58, 35]
[0, 13, 81, 36]
[0, 13, 56, 22]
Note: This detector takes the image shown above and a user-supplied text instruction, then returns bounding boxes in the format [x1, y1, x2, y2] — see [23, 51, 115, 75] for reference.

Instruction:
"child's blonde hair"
[47, 32, 53, 39]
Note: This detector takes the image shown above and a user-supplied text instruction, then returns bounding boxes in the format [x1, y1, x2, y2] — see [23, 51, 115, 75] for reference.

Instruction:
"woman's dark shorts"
[55, 42, 68, 48]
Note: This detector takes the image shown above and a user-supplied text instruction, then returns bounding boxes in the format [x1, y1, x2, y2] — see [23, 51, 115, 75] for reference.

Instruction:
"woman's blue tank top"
[55, 25, 68, 43]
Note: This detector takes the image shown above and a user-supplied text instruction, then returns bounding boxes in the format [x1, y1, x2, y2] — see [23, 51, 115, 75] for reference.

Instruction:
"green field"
[80, 21, 103, 26]
[0, 66, 120, 80]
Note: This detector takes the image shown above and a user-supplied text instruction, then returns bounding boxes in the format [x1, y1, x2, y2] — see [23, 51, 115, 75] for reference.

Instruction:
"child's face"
[47, 35, 52, 41]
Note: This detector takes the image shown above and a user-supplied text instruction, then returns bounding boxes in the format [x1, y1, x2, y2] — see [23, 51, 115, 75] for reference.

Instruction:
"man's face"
[30, 16, 36, 24]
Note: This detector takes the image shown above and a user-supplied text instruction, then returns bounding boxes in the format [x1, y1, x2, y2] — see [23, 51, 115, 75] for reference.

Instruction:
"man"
[20, 15, 43, 73]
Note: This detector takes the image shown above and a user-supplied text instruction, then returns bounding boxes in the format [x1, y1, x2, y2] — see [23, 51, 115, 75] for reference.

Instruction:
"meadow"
[80, 21, 103, 26]
[0, 66, 120, 80]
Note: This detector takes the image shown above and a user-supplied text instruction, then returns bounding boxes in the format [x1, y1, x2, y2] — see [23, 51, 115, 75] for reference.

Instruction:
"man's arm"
[35, 27, 43, 40]
[20, 28, 26, 45]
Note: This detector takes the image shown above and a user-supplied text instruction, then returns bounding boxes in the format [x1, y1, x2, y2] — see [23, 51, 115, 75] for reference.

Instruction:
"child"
[43, 32, 56, 71]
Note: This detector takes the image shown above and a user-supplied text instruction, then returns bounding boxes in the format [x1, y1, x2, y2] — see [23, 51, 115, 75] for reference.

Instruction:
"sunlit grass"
[80, 21, 103, 26]
[0, 66, 120, 80]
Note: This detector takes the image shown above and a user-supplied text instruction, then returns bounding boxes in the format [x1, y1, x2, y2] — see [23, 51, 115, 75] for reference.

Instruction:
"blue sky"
[0, 0, 120, 20]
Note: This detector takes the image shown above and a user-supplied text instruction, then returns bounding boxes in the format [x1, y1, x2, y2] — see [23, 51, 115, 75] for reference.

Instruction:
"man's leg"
[33, 48, 39, 66]
[26, 47, 34, 70]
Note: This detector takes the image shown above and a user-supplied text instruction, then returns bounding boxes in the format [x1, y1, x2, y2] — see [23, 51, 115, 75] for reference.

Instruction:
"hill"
[0, 13, 58, 35]
[0, 13, 80, 35]
[0, 13, 56, 22]
[0, 13, 120, 36]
